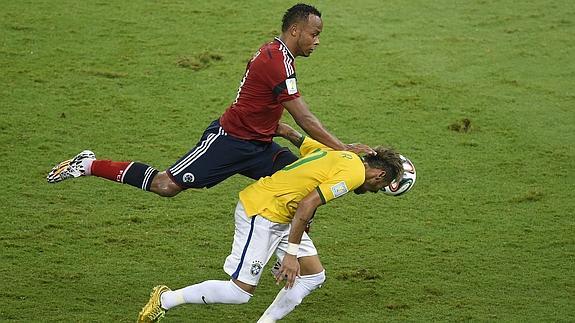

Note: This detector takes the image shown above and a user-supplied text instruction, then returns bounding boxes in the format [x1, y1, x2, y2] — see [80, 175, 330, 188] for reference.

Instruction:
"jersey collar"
[274, 37, 295, 60]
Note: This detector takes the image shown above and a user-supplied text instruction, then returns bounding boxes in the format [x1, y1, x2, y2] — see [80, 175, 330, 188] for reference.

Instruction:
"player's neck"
[277, 34, 298, 58]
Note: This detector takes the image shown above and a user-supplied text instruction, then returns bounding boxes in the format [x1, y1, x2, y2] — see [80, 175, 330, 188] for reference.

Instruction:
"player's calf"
[258, 270, 326, 322]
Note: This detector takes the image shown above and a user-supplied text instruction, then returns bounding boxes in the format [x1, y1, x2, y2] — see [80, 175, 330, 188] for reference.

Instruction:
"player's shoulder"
[328, 150, 364, 175]
[333, 151, 363, 167]
[337, 152, 366, 184]
[254, 39, 291, 64]
[300, 137, 331, 155]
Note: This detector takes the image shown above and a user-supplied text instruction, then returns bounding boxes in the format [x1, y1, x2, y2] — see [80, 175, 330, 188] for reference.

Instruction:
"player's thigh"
[242, 141, 298, 179]
[223, 202, 287, 286]
[168, 124, 264, 188]
[276, 231, 322, 275]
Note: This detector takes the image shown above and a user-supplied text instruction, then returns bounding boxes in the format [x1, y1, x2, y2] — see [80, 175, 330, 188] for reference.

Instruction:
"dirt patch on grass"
[177, 52, 223, 71]
[448, 118, 473, 133]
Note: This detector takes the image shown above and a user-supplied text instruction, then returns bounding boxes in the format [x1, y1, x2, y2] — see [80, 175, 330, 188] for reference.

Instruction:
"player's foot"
[46, 150, 95, 183]
[137, 285, 171, 323]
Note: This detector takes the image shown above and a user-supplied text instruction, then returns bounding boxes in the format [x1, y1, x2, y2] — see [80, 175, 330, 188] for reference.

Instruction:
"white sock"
[160, 280, 252, 310]
[257, 270, 325, 322]
[82, 158, 95, 176]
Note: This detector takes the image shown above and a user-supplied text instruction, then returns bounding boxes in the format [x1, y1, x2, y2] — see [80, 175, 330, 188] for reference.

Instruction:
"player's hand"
[344, 143, 376, 156]
[276, 254, 300, 289]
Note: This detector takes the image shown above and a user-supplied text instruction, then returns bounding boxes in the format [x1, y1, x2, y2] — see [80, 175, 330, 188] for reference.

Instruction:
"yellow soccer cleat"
[137, 285, 171, 323]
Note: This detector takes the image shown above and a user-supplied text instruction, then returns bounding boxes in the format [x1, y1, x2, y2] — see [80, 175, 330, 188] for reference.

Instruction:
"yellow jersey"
[239, 137, 366, 224]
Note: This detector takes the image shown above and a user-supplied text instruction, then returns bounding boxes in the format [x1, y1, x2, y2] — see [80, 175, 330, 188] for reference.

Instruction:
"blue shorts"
[167, 119, 296, 189]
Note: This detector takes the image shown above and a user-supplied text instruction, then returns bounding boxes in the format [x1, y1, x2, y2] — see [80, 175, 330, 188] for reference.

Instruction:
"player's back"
[239, 138, 366, 223]
[220, 38, 300, 142]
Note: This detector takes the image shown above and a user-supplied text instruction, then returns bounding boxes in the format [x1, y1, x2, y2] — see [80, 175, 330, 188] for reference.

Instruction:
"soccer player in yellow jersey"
[138, 124, 405, 323]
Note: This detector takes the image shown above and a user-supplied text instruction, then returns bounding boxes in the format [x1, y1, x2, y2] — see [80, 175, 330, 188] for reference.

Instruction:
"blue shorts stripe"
[231, 216, 256, 280]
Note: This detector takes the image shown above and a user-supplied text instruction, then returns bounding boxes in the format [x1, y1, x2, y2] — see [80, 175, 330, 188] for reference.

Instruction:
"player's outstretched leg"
[47, 151, 182, 197]
[47, 150, 96, 183]
[138, 285, 171, 323]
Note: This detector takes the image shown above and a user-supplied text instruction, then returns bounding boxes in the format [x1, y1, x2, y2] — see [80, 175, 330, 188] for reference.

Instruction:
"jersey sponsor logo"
[285, 78, 297, 95]
[331, 181, 349, 198]
[183, 172, 195, 183]
[250, 260, 263, 276]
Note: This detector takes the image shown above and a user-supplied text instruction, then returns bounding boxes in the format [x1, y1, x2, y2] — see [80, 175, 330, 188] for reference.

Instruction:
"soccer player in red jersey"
[47, 4, 374, 197]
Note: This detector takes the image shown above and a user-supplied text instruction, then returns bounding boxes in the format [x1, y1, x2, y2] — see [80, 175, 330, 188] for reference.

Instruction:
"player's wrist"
[286, 243, 299, 256]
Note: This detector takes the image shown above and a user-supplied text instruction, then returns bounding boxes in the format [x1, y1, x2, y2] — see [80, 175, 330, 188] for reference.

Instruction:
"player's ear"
[290, 23, 299, 37]
[376, 170, 386, 181]
[375, 169, 385, 182]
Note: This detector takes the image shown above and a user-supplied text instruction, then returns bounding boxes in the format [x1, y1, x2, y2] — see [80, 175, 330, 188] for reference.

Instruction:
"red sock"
[90, 160, 132, 183]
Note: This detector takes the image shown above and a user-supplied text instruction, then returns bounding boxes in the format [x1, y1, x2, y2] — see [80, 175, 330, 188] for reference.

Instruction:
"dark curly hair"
[282, 3, 322, 32]
[364, 147, 404, 184]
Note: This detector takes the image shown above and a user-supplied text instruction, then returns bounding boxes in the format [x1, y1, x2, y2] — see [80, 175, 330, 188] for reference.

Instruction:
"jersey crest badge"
[331, 181, 349, 198]
[285, 78, 298, 95]
[250, 260, 263, 276]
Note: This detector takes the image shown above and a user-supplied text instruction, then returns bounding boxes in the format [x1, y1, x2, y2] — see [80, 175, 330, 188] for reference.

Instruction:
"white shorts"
[223, 201, 318, 286]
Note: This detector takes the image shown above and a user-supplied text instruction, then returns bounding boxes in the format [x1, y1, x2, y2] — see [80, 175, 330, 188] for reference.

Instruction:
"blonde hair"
[364, 146, 403, 183]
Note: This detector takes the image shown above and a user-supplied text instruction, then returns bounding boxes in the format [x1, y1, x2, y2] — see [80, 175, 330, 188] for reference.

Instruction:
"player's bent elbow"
[299, 198, 322, 219]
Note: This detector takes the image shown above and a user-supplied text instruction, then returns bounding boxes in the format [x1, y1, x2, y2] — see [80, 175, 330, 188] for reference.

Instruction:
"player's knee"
[302, 270, 326, 290]
[228, 280, 253, 304]
[314, 270, 326, 288]
[150, 172, 183, 197]
[230, 292, 251, 304]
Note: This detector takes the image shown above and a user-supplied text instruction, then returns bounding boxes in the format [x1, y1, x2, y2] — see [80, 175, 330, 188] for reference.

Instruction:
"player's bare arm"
[282, 97, 344, 149]
[276, 122, 304, 147]
[282, 98, 375, 155]
[277, 189, 323, 289]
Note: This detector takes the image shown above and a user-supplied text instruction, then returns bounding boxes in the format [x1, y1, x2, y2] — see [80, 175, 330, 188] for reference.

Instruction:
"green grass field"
[1, 0, 574, 321]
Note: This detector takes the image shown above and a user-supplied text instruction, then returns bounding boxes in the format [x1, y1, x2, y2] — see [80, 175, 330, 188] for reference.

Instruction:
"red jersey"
[220, 37, 300, 142]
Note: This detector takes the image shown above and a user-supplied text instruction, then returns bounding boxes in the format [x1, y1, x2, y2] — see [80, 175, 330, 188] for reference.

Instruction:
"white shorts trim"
[169, 127, 224, 176]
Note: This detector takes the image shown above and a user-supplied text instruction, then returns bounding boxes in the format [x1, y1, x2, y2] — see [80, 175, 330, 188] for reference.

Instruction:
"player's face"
[354, 169, 390, 194]
[354, 181, 388, 194]
[296, 15, 322, 57]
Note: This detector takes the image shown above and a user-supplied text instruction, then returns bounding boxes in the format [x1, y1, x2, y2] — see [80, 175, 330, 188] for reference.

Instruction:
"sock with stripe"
[90, 160, 158, 191]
